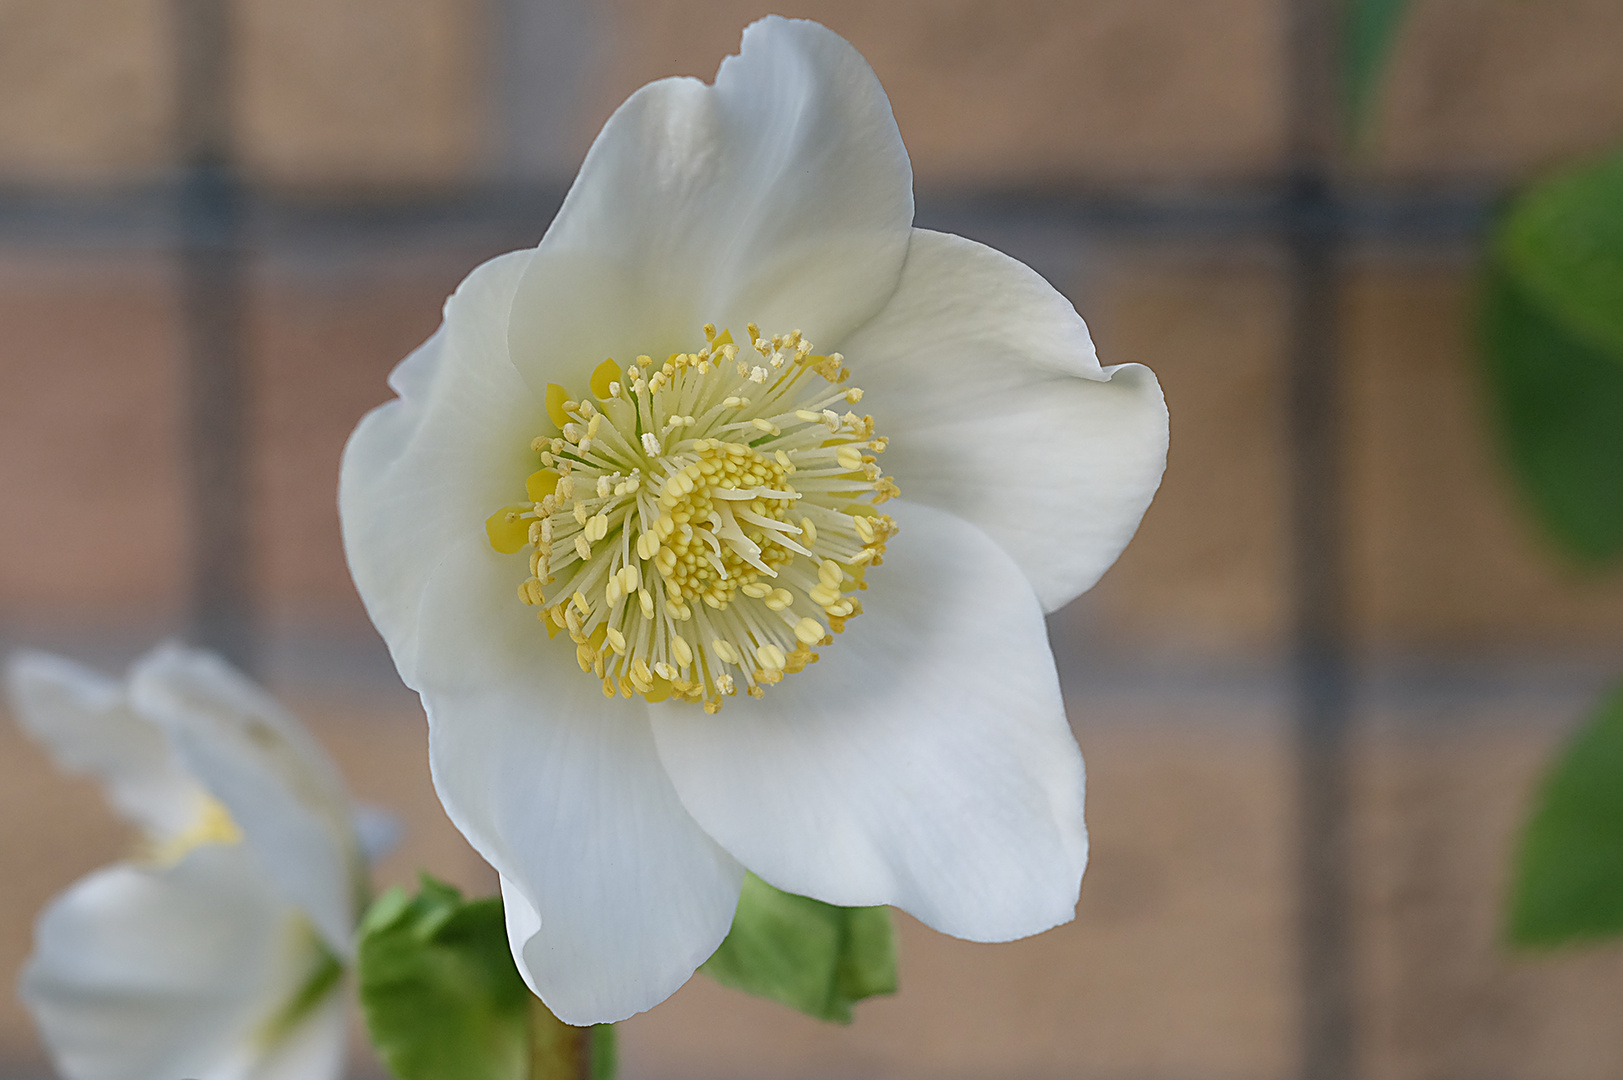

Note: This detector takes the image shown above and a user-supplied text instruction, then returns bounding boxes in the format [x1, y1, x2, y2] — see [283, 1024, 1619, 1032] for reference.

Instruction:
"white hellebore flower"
[6, 644, 374, 1080]
[340, 17, 1167, 1024]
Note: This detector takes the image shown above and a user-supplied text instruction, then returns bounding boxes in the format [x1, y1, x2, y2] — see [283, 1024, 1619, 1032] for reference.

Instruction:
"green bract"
[702, 873, 897, 1023]
[358, 877, 615, 1080]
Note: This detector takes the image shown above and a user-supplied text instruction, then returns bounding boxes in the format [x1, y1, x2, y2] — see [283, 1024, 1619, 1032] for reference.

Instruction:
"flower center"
[147, 795, 243, 865]
[487, 324, 898, 712]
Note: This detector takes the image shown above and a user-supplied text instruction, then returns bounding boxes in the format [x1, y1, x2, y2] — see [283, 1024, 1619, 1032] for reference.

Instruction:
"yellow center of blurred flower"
[487, 324, 899, 712]
[148, 795, 243, 865]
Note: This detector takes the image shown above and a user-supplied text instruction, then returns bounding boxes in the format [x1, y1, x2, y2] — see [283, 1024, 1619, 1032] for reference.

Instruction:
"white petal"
[21, 844, 337, 1080]
[415, 532, 745, 1024]
[250, 990, 347, 1080]
[128, 645, 362, 958]
[339, 249, 540, 686]
[508, 16, 913, 391]
[4, 651, 205, 839]
[650, 500, 1086, 942]
[842, 229, 1168, 612]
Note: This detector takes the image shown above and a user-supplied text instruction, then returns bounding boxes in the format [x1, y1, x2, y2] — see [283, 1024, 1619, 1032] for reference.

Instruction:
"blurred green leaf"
[1480, 263, 1623, 563]
[359, 877, 533, 1080]
[1343, 0, 1409, 136]
[701, 873, 896, 1023]
[1509, 684, 1623, 946]
[1499, 150, 1623, 359]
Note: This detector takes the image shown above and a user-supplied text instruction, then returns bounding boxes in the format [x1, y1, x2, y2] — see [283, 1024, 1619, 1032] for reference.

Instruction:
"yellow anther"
[606, 627, 627, 654]
[671, 635, 693, 668]
[819, 559, 843, 589]
[575, 535, 592, 560]
[836, 446, 864, 471]
[765, 588, 794, 611]
[712, 639, 741, 665]
[638, 588, 654, 620]
[756, 644, 787, 671]
[853, 514, 875, 543]
[795, 617, 826, 645]
[751, 418, 780, 435]
[571, 591, 591, 616]
[742, 582, 773, 599]
[800, 517, 817, 544]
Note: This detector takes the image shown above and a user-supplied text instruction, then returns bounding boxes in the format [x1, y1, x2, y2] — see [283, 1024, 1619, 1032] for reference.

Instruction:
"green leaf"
[700, 873, 896, 1023]
[1480, 263, 1623, 562]
[1509, 683, 1623, 946]
[358, 876, 534, 1080]
[1343, 0, 1409, 136]
[1499, 149, 1623, 360]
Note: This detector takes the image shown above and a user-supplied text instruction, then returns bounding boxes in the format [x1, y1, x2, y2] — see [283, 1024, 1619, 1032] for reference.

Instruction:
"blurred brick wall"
[4, 2, 1623, 1079]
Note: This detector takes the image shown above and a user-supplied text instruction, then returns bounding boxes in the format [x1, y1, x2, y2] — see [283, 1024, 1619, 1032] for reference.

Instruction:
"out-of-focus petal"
[251, 990, 347, 1080]
[340, 250, 539, 686]
[844, 229, 1168, 611]
[5, 651, 205, 839]
[650, 500, 1086, 942]
[21, 844, 338, 1080]
[507, 16, 913, 396]
[128, 645, 363, 958]
[414, 533, 744, 1024]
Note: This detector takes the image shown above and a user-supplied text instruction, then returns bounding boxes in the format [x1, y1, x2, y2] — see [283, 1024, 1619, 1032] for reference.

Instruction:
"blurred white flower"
[6, 644, 377, 1080]
[340, 16, 1167, 1023]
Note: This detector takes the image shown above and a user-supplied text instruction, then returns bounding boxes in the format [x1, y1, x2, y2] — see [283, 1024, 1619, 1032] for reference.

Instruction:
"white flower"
[6, 644, 375, 1080]
[339, 17, 1167, 1024]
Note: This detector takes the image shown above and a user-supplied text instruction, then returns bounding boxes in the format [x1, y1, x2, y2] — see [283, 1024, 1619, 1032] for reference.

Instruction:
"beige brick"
[1371, 0, 1623, 180]
[589, 0, 1287, 185]
[1066, 253, 1291, 656]
[1343, 267, 1623, 649]
[1355, 722, 1623, 1080]
[0, 254, 187, 623]
[234, 0, 487, 188]
[249, 255, 471, 627]
[0, 0, 174, 182]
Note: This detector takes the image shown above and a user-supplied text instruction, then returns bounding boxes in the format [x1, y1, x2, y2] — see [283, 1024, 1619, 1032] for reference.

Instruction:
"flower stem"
[529, 998, 614, 1080]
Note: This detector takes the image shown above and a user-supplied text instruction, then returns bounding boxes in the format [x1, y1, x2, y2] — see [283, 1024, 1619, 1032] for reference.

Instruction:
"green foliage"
[1343, 0, 1409, 136]
[357, 876, 615, 1080]
[701, 873, 896, 1023]
[1509, 685, 1623, 946]
[1498, 150, 1623, 360]
[359, 878, 532, 1080]
[1482, 146, 1623, 563]
[1481, 262, 1623, 563]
